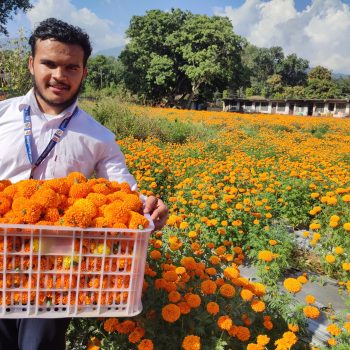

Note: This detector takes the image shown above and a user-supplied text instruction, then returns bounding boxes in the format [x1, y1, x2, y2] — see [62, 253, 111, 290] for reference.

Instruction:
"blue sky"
[4, 0, 350, 73]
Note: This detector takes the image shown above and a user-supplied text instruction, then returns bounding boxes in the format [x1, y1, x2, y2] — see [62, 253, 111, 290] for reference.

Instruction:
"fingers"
[143, 196, 169, 230]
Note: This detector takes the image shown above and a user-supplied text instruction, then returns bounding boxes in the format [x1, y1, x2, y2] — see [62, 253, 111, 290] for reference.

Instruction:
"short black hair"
[29, 18, 92, 66]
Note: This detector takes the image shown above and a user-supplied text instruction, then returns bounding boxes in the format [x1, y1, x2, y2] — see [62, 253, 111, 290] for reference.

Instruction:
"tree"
[0, 0, 32, 36]
[120, 9, 244, 106]
[0, 30, 31, 96]
[305, 66, 341, 98]
[84, 55, 125, 90]
[276, 53, 309, 86]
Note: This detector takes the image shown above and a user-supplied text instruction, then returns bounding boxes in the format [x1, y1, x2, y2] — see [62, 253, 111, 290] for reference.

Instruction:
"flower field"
[70, 106, 350, 350]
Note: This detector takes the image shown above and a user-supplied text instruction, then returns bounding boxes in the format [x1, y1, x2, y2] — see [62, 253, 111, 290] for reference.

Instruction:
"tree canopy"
[120, 9, 244, 106]
[0, 0, 32, 36]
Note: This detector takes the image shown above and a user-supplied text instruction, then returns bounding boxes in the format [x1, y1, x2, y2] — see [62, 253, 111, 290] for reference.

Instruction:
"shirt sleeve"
[95, 138, 138, 191]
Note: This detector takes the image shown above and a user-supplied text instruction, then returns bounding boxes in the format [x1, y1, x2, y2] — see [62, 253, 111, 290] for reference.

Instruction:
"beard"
[31, 75, 83, 112]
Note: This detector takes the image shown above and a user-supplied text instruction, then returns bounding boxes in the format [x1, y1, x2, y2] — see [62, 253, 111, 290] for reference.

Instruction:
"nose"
[52, 67, 66, 80]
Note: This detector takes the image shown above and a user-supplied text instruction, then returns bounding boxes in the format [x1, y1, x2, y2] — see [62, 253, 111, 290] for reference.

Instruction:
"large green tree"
[120, 9, 244, 106]
[0, 0, 32, 36]
[304, 66, 341, 99]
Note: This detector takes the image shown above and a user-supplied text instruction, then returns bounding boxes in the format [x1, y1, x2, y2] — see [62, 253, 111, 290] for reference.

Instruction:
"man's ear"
[28, 56, 34, 75]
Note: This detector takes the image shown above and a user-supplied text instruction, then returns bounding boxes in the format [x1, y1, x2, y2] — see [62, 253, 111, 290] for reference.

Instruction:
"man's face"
[29, 39, 87, 114]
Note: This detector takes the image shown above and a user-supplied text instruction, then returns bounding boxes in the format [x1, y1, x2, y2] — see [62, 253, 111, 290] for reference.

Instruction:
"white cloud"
[214, 0, 350, 74]
[27, 0, 126, 52]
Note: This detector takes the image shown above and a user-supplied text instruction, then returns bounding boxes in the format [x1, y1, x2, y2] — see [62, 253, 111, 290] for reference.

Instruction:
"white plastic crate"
[0, 217, 153, 318]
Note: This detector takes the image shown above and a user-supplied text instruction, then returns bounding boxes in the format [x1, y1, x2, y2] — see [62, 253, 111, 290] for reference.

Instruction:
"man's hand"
[144, 196, 169, 230]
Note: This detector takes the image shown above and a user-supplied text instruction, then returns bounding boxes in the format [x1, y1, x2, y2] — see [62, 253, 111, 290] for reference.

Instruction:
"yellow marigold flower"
[185, 293, 201, 308]
[335, 246, 344, 255]
[288, 324, 299, 332]
[296, 274, 307, 285]
[269, 239, 277, 246]
[326, 324, 341, 336]
[217, 315, 232, 330]
[179, 221, 189, 230]
[303, 305, 320, 319]
[224, 266, 240, 280]
[325, 255, 336, 263]
[200, 280, 217, 295]
[137, 339, 154, 350]
[162, 304, 181, 323]
[251, 299, 265, 312]
[327, 338, 337, 346]
[240, 288, 254, 301]
[311, 192, 319, 198]
[344, 322, 350, 332]
[283, 278, 302, 293]
[329, 220, 338, 228]
[206, 301, 219, 315]
[257, 334, 270, 345]
[309, 222, 321, 230]
[343, 223, 350, 231]
[188, 231, 197, 238]
[342, 262, 350, 271]
[252, 282, 266, 297]
[219, 283, 235, 298]
[258, 250, 274, 262]
[175, 266, 186, 275]
[342, 194, 350, 202]
[305, 294, 316, 304]
[182, 335, 200, 350]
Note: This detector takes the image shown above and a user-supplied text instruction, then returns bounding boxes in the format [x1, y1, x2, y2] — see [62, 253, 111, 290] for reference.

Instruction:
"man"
[0, 18, 168, 350]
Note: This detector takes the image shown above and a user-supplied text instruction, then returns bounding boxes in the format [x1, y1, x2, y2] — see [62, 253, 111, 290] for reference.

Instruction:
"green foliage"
[0, 0, 32, 36]
[84, 55, 125, 91]
[80, 98, 218, 144]
[0, 30, 32, 96]
[120, 9, 244, 106]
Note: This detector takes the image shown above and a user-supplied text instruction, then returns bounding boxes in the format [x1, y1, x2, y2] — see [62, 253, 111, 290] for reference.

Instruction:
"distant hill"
[94, 45, 125, 58]
[333, 72, 350, 79]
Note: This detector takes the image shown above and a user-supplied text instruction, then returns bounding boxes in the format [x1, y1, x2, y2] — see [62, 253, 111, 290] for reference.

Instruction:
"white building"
[223, 97, 350, 118]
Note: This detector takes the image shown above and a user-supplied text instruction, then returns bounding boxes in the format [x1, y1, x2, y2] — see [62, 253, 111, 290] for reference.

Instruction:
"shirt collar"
[18, 88, 78, 119]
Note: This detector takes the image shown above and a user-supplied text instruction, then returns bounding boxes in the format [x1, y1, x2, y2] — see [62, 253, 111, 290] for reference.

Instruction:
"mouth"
[48, 83, 70, 92]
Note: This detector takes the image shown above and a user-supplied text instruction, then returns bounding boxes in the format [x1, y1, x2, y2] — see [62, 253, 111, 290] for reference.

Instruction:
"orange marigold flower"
[200, 280, 217, 295]
[163, 270, 178, 282]
[0, 194, 11, 215]
[162, 304, 181, 323]
[66, 172, 87, 185]
[206, 301, 219, 315]
[182, 335, 200, 350]
[115, 320, 135, 334]
[283, 278, 302, 293]
[240, 288, 254, 301]
[123, 194, 143, 212]
[168, 290, 181, 303]
[185, 293, 201, 308]
[219, 283, 235, 298]
[251, 299, 265, 312]
[235, 326, 250, 341]
[128, 326, 145, 344]
[305, 294, 316, 304]
[288, 324, 299, 332]
[137, 339, 154, 350]
[344, 223, 350, 231]
[217, 315, 233, 330]
[326, 324, 341, 337]
[224, 266, 240, 280]
[325, 255, 336, 263]
[69, 182, 91, 199]
[303, 305, 320, 319]
[31, 188, 60, 208]
[150, 250, 161, 260]
[128, 211, 149, 229]
[178, 301, 191, 315]
[103, 317, 118, 333]
[103, 201, 130, 225]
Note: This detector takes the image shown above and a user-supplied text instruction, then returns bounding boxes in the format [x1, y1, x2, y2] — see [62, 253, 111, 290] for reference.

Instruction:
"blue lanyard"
[23, 106, 79, 179]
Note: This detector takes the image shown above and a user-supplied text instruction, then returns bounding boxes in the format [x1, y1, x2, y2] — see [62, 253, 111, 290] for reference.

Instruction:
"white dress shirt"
[0, 88, 137, 188]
